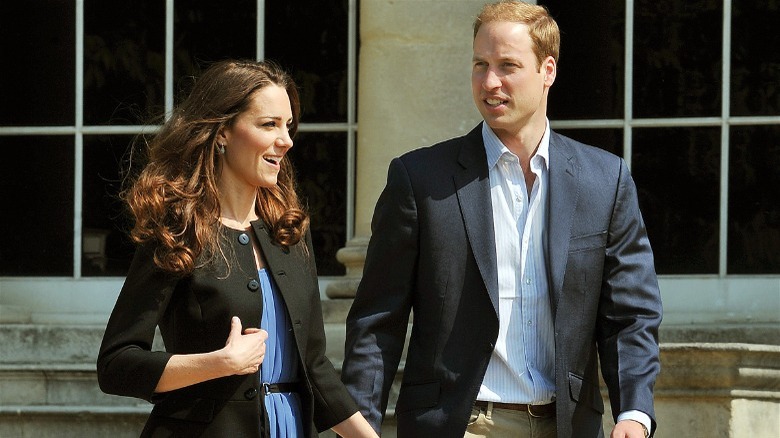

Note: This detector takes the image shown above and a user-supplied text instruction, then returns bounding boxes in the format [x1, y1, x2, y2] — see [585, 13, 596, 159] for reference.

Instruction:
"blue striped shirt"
[477, 122, 556, 404]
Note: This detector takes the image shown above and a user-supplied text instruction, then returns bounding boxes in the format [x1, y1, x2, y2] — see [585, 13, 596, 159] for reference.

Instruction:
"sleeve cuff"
[617, 410, 651, 436]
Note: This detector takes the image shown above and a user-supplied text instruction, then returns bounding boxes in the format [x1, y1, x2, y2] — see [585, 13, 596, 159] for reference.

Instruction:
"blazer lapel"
[546, 132, 579, 314]
[454, 124, 499, 316]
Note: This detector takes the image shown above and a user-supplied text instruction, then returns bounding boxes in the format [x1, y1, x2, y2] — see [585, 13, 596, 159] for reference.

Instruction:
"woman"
[97, 59, 377, 438]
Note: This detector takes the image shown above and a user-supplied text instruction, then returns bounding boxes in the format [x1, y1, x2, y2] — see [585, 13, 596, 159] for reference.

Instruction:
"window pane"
[0, 1, 75, 126]
[540, 0, 625, 120]
[173, 0, 257, 101]
[632, 127, 720, 274]
[0, 136, 74, 275]
[552, 128, 623, 157]
[728, 126, 780, 274]
[289, 132, 347, 276]
[731, 2, 780, 116]
[634, 0, 721, 118]
[84, 1, 165, 125]
[266, 0, 351, 123]
[82, 135, 137, 276]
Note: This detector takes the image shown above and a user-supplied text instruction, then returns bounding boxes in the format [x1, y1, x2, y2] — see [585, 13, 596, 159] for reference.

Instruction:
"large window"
[0, 0, 357, 280]
[540, 0, 780, 276]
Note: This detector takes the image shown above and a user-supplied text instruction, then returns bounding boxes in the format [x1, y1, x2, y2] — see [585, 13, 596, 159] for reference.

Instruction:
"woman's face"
[218, 84, 294, 192]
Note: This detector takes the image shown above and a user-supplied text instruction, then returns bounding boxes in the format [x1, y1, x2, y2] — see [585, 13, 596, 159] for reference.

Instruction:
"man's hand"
[611, 420, 649, 438]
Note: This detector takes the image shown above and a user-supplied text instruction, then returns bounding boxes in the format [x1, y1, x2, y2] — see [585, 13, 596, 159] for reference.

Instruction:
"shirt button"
[527, 320, 532, 326]
[526, 278, 531, 285]
[247, 279, 259, 291]
[244, 387, 258, 400]
[238, 233, 250, 245]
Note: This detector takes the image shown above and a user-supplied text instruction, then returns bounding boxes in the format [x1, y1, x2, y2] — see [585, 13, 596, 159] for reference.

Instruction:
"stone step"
[0, 364, 144, 407]
[0, 361, 404, 408]
[0, 406, 149, 438]
[0, 405, 393, 438]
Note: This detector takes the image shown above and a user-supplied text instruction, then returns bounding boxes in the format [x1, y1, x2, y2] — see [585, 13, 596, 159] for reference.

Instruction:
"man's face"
[471, 21, 555, 140]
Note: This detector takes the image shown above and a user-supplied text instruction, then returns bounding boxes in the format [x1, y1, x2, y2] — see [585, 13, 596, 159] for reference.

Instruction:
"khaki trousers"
[464, 401, 557, 438]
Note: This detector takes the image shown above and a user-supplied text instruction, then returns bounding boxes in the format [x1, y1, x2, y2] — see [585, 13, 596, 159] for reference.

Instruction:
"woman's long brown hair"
[122, 59, 308, 275]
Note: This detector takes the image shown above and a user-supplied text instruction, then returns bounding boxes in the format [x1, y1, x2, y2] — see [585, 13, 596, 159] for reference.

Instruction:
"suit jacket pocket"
[568, 230, 608, 253]
[568, 372, 604, 414]
[395, 380, 440, 413]
[150, 397, 216, 423]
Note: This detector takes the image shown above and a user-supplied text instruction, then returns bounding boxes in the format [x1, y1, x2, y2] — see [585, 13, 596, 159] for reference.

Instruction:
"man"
[341, 1, 662, 437]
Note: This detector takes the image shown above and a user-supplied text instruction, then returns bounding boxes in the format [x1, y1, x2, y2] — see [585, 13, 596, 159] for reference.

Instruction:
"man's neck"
[492, 119, 547, 169]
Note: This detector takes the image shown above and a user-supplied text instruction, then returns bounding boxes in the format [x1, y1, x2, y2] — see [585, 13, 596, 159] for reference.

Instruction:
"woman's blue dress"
[259, 268, 304, 437]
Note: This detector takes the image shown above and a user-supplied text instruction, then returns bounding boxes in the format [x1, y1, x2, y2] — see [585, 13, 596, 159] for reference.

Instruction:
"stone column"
[326, 0, 485, 298]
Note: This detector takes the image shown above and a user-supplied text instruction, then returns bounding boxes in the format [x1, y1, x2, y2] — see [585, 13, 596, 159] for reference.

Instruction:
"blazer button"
[247, 279, 260, 291]
[238, 233, 250, 245]
[244, 387, 258, 400]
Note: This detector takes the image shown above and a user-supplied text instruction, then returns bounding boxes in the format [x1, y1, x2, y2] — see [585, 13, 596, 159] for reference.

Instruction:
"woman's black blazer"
[97, 221, 357, 437]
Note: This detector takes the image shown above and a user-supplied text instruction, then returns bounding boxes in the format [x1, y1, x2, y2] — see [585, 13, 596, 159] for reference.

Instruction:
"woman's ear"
[216, 127, 229, 145]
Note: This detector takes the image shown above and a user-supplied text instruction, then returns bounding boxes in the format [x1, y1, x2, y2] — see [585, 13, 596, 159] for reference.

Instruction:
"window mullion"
[165, 0, 174, 116]
[719, 0, 732, 277]
[346, 0, 358, 240]
[74, 0, 85, 278]
[256, 0, 265, 60]
[624, 0, 634, 168]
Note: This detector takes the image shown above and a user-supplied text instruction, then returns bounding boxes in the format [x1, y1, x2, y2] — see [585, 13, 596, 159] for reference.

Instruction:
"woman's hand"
[222, 316, 268, 375]
[153, 316, 268, 393]
[331, 412, 380, 438]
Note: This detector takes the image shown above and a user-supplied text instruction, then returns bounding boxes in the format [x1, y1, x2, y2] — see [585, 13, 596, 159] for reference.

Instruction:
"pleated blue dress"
[258, 268, 304, 437]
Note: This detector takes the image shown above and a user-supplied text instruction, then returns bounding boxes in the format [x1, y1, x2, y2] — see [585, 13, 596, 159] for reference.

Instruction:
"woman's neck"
[218, 186, 259, 230]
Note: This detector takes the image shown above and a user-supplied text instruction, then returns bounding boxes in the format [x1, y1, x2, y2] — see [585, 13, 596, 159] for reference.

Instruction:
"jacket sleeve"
[342, 157, 418, 432]
[297, 231, 360, 432]
[96, 243, 176, 402]
[596, 159, 663, 433]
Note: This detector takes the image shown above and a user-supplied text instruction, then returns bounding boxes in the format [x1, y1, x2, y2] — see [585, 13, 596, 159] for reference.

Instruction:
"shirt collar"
[482, 121, 551, 171]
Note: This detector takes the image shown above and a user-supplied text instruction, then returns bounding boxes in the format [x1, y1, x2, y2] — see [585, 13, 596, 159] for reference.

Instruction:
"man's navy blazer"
[342, 123, 662, 437]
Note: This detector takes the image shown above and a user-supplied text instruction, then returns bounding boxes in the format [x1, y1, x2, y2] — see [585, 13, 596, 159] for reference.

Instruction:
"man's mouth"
[485, 98, 507, 107]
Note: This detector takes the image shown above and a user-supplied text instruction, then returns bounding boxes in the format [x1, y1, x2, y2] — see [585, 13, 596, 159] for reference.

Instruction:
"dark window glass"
[0, 1, 75, 126]
[634, 0, 721, 118]
[266, 0, 351, 123]
[0, 136, 74, 275]
[84, 1, 165, 125]
[82, 135, 137, 276]
[289, 132, 348, 276]
[553, 128, 623, 157]
[731, 2, 780, 116]
[173, 0, 257, 101]
[632, 127, 720, 274]
[728, 126, 780, 274]
[541, 0, 625, 120]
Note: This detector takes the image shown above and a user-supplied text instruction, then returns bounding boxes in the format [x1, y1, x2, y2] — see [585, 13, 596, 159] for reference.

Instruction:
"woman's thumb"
[229, 316, 242, 338]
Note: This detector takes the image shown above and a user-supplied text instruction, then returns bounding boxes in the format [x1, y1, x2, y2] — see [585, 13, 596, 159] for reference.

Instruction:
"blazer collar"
[455, 123, 500, 316]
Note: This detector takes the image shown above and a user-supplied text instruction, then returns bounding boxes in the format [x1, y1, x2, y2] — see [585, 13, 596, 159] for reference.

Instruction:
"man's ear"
[543, 56, 556, 87]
